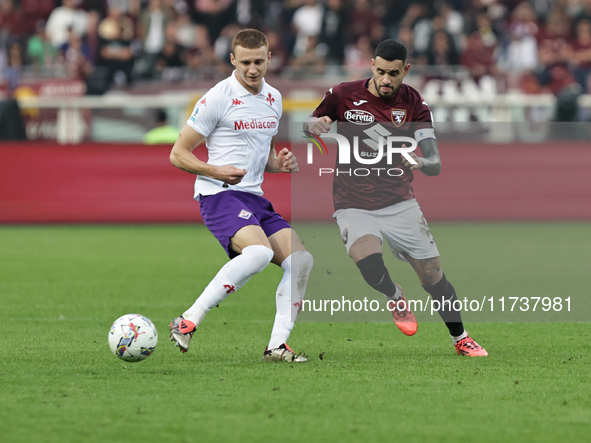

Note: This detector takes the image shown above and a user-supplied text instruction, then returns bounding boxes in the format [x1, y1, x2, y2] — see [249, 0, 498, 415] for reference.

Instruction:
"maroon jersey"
[313, 80, 434, 211]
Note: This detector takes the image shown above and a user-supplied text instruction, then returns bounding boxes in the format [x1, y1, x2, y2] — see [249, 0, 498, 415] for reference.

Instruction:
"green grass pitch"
[1, 223, 590, 443]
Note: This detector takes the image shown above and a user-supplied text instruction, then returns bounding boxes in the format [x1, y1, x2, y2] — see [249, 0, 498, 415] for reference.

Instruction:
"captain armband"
[414, 128, 436, 144]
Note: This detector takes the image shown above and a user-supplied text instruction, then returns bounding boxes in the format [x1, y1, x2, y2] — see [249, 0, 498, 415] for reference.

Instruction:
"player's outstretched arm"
[400, 139, 442, 176]
[170, 124, 246, 185]
[303, 114, 332, 135]
[266, 136, 299, 173]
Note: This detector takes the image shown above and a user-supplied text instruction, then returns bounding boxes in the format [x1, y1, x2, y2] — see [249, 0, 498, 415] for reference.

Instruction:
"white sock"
[451, 330, 468, 344]
[183, 245, 274, 326]
[268, 250, 313, 349]
[384, 285, 402, 301]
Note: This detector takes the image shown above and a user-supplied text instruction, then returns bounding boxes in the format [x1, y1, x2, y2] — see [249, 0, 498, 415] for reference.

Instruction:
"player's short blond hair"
[231, 29, 269, 54]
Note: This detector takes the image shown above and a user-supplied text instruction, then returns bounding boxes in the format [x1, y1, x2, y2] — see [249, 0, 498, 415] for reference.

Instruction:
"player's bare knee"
[417, 267, 443, 287]
[412, 257, 442, 287]
[351, 234, 382, 250]
[350, 236, 383, 263]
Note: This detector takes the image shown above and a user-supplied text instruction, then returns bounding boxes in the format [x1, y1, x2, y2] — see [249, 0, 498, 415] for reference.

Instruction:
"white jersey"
[186, 71, 282, 200]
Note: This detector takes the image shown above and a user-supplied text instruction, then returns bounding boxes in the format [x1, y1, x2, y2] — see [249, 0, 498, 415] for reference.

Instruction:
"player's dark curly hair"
[374, 40, 408, 63]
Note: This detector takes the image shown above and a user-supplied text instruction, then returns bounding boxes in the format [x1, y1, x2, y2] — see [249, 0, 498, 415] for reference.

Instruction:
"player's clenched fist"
[400, 148, 424, 170]
[214, 165, 247, 185]
[277, 147, 299, 173]
[306, 116, 332, 135]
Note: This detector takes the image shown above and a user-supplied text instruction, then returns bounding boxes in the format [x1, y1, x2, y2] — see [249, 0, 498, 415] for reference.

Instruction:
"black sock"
[422, 273, 465, 337]
[356, 253, 398, 298]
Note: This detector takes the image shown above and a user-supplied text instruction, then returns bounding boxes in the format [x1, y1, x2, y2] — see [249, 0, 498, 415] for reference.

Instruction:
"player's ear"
[230, 52, 236, 66]
[404, 63, 411, 76]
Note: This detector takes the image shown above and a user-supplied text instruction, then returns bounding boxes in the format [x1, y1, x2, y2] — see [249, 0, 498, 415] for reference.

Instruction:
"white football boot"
[263, 343, 308, 362]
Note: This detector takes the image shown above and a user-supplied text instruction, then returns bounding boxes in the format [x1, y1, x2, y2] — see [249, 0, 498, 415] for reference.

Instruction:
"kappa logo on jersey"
[353, 100, 368, 106]
[234, 117, 278, 131]
[232, 98, 243, 106]
[267, 93, 275, 106]
[344, 109, 375, 125]
[391, 109, 406, 127]
[199, 98, 207, 106]
[238, 209, 252, 219]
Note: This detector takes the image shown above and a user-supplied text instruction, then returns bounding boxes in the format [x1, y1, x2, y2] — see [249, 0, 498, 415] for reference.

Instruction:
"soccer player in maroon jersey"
[306, 39, 487, 356]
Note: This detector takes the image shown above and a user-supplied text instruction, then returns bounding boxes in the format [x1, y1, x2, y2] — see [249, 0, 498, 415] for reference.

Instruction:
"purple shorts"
[199, 190, 291, 258]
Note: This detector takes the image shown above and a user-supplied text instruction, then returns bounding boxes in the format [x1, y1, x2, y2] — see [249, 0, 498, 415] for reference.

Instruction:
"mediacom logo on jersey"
[304, 131, 418, 177]
[234, 117, 278, 130]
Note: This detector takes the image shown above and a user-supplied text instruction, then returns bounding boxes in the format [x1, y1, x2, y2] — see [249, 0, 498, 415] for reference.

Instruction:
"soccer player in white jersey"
[168, 29, 313, 362]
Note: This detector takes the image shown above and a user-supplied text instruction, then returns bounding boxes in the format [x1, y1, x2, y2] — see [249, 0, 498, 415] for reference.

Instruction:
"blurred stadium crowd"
[1, 0, 590, 96]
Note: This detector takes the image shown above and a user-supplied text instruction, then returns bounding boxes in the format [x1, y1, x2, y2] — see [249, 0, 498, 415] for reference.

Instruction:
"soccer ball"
[108, 314, 158, 362]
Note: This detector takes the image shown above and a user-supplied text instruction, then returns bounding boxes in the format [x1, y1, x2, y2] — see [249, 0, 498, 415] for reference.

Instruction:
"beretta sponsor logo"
[344, 110, 375, 125]
[234, 117, 278, 130]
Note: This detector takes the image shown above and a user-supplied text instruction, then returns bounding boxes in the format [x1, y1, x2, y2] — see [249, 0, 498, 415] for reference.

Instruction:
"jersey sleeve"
[414, 96, 433, 126]
[186, 91, 223, 137]
[312, 87, 339, 121]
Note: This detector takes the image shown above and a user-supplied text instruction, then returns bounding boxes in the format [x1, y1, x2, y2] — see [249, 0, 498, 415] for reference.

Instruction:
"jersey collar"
[230, 70, 267, 97]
